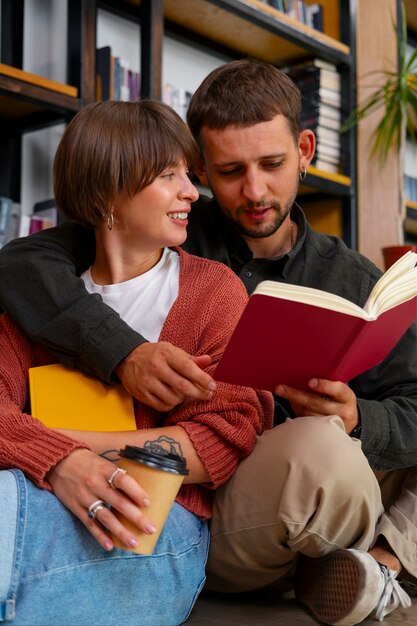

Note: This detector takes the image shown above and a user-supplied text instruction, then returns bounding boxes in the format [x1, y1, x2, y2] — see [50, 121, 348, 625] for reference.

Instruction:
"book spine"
[0, 197, 13, 248]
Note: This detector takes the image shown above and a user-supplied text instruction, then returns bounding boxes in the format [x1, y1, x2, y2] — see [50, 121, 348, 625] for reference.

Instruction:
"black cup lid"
[119, 445, 189, 475]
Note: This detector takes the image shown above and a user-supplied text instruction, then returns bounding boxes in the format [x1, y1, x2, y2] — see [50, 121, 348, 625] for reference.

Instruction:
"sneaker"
[294, 548, 412, 625]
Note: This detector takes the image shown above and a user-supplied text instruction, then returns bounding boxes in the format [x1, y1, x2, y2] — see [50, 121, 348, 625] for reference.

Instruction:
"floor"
[186, 588, 417, 625]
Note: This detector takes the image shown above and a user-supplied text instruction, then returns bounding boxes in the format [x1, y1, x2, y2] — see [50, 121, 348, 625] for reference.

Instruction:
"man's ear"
[299, 129, 316, 170]
[193, 157, 209, 188]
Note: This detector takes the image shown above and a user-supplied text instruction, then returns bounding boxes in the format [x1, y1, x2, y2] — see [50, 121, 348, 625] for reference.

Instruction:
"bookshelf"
[1, 0, 357, 246]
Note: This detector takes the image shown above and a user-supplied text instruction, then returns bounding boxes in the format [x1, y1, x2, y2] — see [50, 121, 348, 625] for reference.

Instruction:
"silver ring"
[87, 499, 105, 520]
[108, 467, 127, 490]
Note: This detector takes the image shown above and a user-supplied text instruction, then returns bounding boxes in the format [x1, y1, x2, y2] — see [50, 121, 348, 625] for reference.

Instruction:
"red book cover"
[214, 287, 417, 392]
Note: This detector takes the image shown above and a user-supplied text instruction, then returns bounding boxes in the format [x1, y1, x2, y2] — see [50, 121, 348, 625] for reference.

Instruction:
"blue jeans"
[0, 470, 209, 625]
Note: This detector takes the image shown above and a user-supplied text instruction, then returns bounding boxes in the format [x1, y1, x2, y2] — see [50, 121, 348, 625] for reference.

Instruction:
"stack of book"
[285, 59, 343, 174]
[96, 46, 141, 102]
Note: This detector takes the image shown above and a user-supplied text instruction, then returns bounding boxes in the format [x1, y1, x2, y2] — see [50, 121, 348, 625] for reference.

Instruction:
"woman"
[0, 100, 273, 625]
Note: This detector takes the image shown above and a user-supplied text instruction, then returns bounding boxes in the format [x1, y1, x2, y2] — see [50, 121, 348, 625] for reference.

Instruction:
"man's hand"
[114, 342, 217, 411]
[275, 378, 359, 434]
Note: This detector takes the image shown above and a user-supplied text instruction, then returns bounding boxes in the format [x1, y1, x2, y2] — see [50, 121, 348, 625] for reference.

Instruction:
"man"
[0, 59, 415, 625]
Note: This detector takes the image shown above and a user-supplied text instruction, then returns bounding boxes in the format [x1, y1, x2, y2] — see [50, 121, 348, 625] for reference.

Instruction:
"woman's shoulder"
[176, 247, 242, 283]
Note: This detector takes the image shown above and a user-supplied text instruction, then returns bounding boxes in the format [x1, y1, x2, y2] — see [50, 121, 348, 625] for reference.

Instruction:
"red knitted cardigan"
[0, 248, 273, 519]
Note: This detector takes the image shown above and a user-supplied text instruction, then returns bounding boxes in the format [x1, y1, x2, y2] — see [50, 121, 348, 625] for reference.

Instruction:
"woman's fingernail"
[104, 541, 113, 551]
[145, 524, 156, 535]
[143, 497, 151, 507]
[128, 537, 138, 547]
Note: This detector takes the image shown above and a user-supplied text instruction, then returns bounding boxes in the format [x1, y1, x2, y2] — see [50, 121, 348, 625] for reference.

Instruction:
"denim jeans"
[0, 470, 209, 626]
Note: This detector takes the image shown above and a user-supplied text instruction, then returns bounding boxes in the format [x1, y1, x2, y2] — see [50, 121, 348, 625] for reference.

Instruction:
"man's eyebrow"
[214, 153, 287, 168]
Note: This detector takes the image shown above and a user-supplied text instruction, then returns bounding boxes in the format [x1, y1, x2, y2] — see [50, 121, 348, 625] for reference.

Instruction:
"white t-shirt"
[81, 247, 180, 342]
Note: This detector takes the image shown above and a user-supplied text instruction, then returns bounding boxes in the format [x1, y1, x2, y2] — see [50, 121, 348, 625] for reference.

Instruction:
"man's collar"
[226, 203, 308, 272]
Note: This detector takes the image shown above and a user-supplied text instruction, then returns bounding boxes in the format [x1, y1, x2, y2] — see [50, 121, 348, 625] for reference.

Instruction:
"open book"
[29, 363, 136, 431]
[214, 251, 417, 392]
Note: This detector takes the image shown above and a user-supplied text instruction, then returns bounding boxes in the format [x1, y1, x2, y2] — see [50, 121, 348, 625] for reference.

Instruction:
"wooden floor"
[186, 588, 417, 625]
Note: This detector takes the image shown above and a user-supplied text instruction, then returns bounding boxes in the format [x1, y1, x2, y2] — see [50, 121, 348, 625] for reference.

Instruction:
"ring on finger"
[108, 467, 127, 490]
[88, 499, 106, 520]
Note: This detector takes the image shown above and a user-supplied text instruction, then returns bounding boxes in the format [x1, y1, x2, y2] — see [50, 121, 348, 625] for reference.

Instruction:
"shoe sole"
[295, 550, 381, 626]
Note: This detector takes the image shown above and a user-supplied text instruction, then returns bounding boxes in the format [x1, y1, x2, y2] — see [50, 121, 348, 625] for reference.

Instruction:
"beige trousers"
[206, 415, 384, 592]
[375, 467, 417, 580]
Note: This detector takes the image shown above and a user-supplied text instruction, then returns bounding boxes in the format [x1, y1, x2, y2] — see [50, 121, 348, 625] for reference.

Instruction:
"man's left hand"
[275, 378, 359, 434]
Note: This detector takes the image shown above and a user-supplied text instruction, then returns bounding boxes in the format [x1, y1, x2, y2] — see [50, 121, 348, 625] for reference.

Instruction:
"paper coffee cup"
[111, 445, 189, 555]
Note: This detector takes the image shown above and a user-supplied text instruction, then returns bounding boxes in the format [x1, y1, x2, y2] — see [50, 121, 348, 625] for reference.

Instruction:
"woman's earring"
[299, 168, 307, 181]
[107, 213, 114, 231]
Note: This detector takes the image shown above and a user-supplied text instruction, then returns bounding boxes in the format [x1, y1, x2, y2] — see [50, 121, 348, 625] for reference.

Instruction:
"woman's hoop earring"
[299, 168, 307, 181]
[107, 213, 114, 231]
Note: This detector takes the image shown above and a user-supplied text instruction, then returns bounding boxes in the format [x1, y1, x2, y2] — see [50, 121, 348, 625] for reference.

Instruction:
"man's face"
[197, 115, 306, 239]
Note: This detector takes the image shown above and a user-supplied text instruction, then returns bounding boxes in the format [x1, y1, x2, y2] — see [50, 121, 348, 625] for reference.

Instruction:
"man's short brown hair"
[187, 58, 301, 146]
[54, 100, 199, 228]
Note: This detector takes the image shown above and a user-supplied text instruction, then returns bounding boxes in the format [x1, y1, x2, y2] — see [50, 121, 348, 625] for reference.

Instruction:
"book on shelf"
[310, 125, 341, 147]
[286, 61, 341, 93]
[96, 46, 113, 101]
[314, 142, 340, 162]
[29, 363, 136, 431]
[305, 3, 323, 31]
[302, 112, 341, 132]
[302, 101, 341, 122]
[311, 157, 339, 174]
[301, 86, 341, 108]
[267, 1, 323, 31]
[404, 175, 417, 203]
[214, 251, 417, 392]
[95, 46, 140, 102]
[0, 197, 13, 248]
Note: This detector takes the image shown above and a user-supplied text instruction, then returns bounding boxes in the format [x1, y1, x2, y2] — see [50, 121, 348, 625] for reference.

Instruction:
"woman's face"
[113, 159, 199, 253]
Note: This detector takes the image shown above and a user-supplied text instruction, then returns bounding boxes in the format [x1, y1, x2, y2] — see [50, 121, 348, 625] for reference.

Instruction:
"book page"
[364, 251, 417, 316]
[254, 281, 369, 319]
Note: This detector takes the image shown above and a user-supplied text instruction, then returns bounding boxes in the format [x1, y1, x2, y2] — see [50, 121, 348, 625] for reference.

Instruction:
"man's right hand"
[114, 342, 217, 411]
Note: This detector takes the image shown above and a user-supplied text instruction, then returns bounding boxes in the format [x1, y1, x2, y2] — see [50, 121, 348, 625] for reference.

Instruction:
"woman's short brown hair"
[187, 58, 301, 146]
[54, 100, 199, 228]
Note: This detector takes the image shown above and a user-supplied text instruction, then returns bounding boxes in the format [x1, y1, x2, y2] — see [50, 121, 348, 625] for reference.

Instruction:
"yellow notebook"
[29, 363, 136, 431]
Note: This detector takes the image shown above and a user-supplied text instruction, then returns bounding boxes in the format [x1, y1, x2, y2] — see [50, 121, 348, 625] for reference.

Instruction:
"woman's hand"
[46, 448, 156, 551]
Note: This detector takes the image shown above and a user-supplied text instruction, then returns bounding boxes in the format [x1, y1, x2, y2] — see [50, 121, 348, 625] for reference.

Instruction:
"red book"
[214, 252, 417, 392]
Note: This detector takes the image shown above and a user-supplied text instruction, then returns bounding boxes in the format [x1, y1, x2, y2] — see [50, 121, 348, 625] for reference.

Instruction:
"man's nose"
[242, 171, 267, 202]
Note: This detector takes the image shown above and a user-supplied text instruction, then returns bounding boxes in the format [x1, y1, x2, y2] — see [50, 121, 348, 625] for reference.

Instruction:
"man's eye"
[219, 169, 240, 177]
[264, 161, 283, 169]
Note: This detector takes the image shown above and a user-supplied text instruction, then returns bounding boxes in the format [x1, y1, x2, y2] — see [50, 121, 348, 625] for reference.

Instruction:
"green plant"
[341, 2, 417, 164]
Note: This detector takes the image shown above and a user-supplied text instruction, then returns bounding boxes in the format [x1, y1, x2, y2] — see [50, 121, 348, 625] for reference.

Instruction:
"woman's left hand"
[46, 448, 156, 551]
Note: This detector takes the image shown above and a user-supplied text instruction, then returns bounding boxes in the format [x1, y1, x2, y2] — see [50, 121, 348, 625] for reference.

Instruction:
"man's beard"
[219, 188, 298, 239]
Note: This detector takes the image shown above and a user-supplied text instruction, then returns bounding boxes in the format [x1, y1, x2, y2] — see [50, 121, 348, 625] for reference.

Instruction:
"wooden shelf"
[0, 64, 80, 126]
[0, 64, 78, 98]
[164, 0, 351, 66]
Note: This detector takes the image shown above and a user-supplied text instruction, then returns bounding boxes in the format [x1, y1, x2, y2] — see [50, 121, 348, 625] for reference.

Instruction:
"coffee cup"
[111, 445, 189, 554]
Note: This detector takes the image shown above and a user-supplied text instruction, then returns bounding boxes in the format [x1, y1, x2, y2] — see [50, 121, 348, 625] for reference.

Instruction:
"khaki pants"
[375, 467, 417, 580]
[206, 415, 384, 592]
